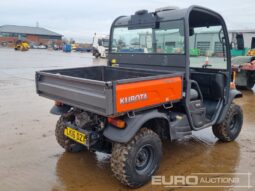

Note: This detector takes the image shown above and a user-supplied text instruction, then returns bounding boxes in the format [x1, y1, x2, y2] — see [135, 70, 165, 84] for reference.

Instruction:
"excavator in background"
[248, 36, 255, 56]
[14, 40, 29, 51]
[247, 49, 255, 56]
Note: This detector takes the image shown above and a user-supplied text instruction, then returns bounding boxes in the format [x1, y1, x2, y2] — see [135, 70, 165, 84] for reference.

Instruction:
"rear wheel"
[212, 103, 243, 142]
[55, 111, 85, 152]
[111, 128, 162, 188]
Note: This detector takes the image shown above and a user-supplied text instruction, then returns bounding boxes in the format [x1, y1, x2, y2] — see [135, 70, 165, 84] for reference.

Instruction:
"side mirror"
[218, 28, 226, 45]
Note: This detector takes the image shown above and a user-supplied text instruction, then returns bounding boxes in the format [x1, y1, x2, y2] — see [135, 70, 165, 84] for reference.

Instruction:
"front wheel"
[212, 103, 243, 142]
[95, 52, 100, 58]
[111, 128, 162, 188]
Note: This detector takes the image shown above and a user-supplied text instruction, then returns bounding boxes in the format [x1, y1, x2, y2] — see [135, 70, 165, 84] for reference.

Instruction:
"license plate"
[64, 127, 86, 145]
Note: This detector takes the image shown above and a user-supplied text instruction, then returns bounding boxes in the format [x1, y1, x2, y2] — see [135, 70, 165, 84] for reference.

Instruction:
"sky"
[0, 0, 254, 43]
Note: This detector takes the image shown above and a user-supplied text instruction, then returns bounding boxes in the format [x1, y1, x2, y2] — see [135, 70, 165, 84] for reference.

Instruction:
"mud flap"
[216, 89, 242, 124]
[50, 105, 71, 115]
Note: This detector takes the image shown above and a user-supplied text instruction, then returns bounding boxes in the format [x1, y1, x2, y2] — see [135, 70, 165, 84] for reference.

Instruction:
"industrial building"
[188, 30, 255, 56]
[229, 30, 255, 50]
[0, 25, 62, 47]
[189, 31, 223, 56]
[140, 29, 255, 57]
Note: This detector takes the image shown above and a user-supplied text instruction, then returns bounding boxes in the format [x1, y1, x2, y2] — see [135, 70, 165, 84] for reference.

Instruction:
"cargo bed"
[36, 66, 183, 116]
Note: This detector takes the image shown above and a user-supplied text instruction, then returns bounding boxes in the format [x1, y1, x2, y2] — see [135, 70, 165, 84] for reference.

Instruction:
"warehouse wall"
[190, 33, 222, 56]
[0, 34, 62, 47]
[0, 37, 17, 47]
[243, 33, 255, 48]
[26, 34, 62, 44]
[229, 32, 255, 49]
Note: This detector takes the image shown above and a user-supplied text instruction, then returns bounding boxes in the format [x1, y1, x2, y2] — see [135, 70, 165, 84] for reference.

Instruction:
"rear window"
[111, 20, 185, 54]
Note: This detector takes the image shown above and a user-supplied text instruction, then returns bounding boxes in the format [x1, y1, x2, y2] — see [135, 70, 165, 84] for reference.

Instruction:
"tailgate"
[36, 72, 114, 116]
[115, 76, 183, 113]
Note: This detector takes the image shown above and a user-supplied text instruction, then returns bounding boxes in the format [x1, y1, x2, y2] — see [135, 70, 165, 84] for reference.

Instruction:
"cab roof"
[113, 5, 224, 28]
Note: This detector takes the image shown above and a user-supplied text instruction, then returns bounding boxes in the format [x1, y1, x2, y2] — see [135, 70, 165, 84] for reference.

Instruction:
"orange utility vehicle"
[36, 6, 243, 188]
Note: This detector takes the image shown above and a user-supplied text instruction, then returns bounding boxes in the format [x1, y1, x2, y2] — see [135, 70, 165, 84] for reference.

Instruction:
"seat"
[190, 73, 225, 100]
[190, 88, 199, 100]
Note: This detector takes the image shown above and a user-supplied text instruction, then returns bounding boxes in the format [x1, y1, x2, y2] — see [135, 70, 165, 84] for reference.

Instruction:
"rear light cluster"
[108, 118, 126, 129]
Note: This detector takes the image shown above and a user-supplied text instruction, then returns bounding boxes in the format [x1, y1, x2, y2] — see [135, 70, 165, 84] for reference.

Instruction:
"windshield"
[111, 20, 185, 54]
[189, 25, 227, 70]
[101, 39, 109, 47]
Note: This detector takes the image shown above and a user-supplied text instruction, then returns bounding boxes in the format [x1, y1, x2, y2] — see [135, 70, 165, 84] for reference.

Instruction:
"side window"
[98, 39, 102, 46]
[189, 26, 227, 70]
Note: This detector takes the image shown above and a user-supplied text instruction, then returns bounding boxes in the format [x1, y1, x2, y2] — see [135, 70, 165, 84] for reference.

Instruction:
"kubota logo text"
[120, 93, 148, 104]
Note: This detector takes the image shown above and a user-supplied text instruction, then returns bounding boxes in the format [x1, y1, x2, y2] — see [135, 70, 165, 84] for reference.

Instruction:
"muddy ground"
[0, 48, 254, 191]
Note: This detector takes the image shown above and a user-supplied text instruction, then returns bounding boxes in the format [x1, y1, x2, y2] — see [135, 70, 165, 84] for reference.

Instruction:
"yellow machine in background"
[71, 43, 78, 51]
[14, 40, 29, 51]
[247, 49, 255, 56]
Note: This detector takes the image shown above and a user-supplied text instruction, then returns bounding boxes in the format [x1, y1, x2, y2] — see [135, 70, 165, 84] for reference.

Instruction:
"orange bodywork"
[116, 76, 183, 113]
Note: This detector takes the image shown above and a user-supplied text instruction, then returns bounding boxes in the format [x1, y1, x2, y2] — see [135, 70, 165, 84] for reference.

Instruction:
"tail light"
[108, 118, 126, 129]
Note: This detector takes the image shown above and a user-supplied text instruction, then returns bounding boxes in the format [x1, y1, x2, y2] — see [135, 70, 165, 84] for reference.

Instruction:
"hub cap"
[135, 144, 154, 174]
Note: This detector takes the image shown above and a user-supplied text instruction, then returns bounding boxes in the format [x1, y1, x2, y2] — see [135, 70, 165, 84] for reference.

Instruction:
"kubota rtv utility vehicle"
[36, 6, 243, 188]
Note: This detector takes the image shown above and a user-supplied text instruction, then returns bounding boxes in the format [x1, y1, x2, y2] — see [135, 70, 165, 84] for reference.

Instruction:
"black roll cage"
[108, 6, 232, 130]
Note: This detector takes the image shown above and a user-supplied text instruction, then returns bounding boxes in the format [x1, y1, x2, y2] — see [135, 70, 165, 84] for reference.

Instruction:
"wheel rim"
[135, 144, 154, 174]
[229, 113, 241, 135]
